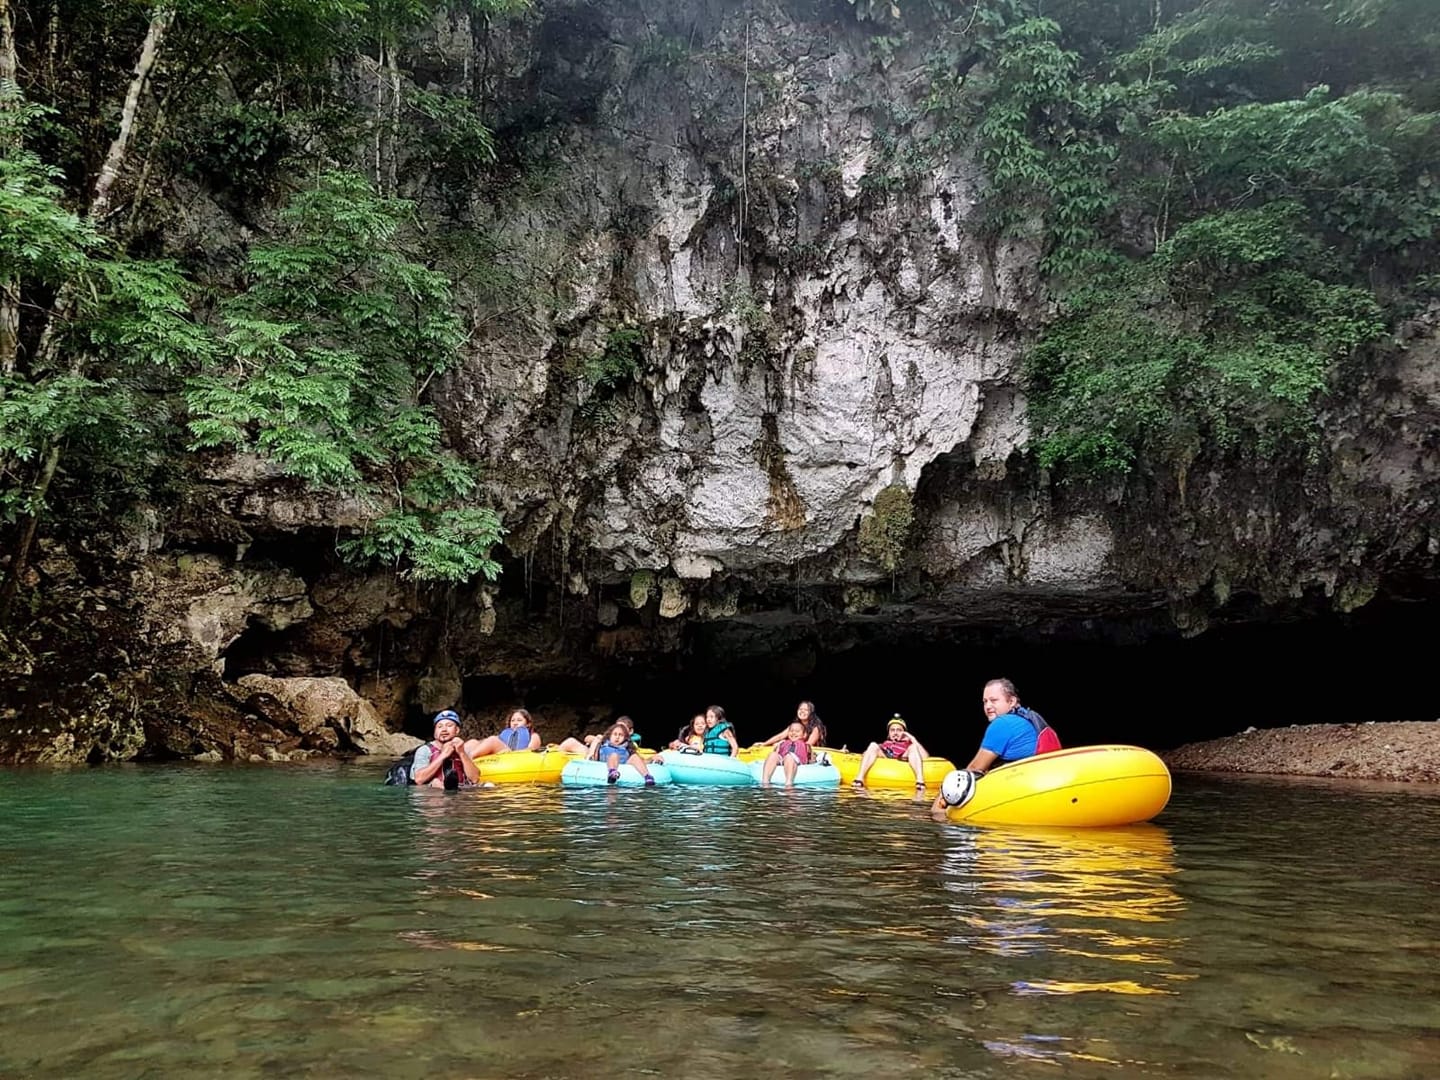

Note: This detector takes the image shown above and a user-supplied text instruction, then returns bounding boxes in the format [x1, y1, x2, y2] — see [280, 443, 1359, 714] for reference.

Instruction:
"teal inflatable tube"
[650, 751, 754, 786]
[748, 759, 841, 787]
[560, 759, 673, 787]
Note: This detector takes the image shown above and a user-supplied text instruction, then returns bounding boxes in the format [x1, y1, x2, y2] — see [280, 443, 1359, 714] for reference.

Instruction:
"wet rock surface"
[1165, 722, 1440, 784]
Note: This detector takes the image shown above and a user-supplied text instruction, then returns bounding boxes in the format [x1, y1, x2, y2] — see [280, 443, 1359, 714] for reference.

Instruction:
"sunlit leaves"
[1151, 87, 1440, 256]
[0, 98, 210, 523]
[0, 103, 95, 286]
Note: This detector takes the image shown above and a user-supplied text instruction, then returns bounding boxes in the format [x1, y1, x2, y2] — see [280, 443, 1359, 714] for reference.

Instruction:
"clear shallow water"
[1, 766, 1437, 1079]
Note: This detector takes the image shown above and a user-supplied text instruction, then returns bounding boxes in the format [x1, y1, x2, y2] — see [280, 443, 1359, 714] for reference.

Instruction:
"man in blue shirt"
[935, 679, 1061, 814]
[963, 678, 1055, 773]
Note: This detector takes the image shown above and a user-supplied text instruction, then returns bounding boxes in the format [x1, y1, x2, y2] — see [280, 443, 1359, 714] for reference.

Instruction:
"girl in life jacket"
[498, 709, 541, 752]
[463, 708, 542, 758]
[667, 714, 707, 752]
[701, 705, 739, 756]
[756, 701, 827, 753]
[590, 719, 656, 786]
[852, 715, 932, 791]
[758, 720, 813, 787]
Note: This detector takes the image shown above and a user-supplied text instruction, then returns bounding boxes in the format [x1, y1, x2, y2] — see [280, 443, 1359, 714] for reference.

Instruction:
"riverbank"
[1163, 721, 1440, 783]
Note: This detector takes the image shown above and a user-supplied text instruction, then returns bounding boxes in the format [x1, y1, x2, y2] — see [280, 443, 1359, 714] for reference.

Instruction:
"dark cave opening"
[470, 594, 1439, 766]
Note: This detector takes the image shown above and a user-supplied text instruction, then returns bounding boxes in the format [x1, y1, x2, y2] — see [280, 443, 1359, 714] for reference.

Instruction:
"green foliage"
[338, 505, 504, 583]
[407, 87, 497, 194]
[582, 327, 645, 392]
[2, 0, 547, 588]
[858, 483, 914, 572]
[1026, 230, 1387, 474]
[187, 171, 503, 581]
[1149, 87, 1440, 258]
[629, 568, 654, 609]
[0, 100, 213, 524]
[179, 103, 294, 196]
[575, 327, 644, 430]
[865, 0, 1437, 477]
[858, 114, 934, 194]
[0, 110, 94, 285]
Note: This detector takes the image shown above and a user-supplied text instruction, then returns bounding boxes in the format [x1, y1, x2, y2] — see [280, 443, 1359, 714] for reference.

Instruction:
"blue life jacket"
[703, 721, 735, 756]
[596, 741, 635, 762]
[500, 727, 533, 751]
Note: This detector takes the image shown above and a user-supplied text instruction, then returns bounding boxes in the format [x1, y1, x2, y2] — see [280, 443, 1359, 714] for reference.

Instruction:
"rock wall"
[3, 0, 1439, 762]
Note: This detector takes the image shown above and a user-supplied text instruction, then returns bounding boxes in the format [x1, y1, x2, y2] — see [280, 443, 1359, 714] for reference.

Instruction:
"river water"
[2, 765, 1437, 1078]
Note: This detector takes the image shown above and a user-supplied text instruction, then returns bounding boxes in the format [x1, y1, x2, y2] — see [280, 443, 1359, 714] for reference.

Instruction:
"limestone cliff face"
[438, 0, 1081, 592]
[4, 0, 1439, 763]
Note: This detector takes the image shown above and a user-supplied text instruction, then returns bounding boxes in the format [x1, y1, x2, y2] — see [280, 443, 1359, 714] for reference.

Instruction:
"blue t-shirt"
[980, 712, 1039, 764]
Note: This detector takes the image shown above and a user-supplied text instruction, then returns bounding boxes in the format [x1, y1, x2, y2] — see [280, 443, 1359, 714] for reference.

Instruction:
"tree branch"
[90, 6, 174, 224]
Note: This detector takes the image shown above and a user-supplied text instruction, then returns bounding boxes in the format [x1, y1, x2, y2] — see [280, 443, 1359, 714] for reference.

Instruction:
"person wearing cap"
[411, 710, 480, 789]
[852, 714, 931, 790]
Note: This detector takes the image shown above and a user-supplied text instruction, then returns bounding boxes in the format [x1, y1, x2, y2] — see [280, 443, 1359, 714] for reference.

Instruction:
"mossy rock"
[629, 570, 656, 609]
[858, 484, 914, 572]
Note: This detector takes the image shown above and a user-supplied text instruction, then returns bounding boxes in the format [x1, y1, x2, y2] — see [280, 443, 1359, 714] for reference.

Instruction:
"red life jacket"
[880, 735, 913, 759]
[1016, 708, 1062, 755]
[776, 738, 811, 764]
[428, 741, 469, 788]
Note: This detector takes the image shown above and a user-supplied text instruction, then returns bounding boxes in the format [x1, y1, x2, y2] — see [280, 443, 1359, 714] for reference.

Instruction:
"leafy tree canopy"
[857, 0, 1439, 476]
[188, 171, 503, 582]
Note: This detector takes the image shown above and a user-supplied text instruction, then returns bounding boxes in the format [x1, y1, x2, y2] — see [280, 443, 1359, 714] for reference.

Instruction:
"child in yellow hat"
[852, 714, 931, 790]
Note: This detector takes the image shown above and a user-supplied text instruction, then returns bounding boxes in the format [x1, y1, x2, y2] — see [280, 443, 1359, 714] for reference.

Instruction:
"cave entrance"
[578, 595, 1438, 765]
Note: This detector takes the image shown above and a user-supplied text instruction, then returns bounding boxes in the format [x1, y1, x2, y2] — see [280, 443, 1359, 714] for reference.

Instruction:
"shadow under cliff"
[462, 592, 1439, 765]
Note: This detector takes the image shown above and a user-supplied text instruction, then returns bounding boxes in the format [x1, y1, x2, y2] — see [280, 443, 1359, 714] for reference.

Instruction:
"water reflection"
[944, 825, 1185, 991]
[934, 825, 1189, 1072]
[3, 768, 1438, 1079]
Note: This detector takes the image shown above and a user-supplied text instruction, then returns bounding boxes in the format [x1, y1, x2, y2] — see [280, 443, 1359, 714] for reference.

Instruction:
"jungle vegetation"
[0, 0, 1436, 619]
[854, 0, 1438, 476]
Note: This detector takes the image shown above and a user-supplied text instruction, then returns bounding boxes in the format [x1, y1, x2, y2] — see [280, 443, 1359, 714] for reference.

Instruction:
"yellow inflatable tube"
[739, 744, 954, 788]
[829, 750, 956, 789]
[475, 749, 572, 785]
[946, 745, 1171, 827]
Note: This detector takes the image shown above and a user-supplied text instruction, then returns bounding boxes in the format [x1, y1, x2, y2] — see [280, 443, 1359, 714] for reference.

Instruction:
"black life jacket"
[384, 749, 417, 786]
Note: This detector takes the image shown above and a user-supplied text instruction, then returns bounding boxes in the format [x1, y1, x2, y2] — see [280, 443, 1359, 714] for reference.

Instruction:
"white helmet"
[940, 769, 977, 808]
